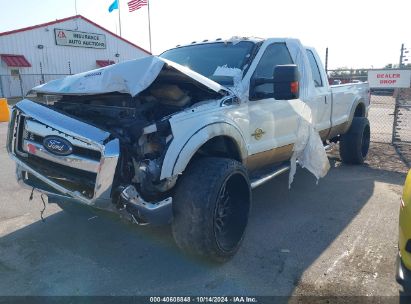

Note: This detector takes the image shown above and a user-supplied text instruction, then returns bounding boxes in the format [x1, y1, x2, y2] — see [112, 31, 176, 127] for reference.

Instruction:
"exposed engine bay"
[31, 69, 225, 201]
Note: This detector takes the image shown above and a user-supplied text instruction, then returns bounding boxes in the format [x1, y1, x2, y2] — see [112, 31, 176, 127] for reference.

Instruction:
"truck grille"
[25, 154, 97, 198]
[14, 114, 99, 198]
[24, 131, 101, 161]
[8, 100, 120, 203]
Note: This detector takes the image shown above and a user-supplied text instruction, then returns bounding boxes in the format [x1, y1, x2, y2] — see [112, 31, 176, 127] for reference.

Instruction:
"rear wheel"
[339, 117, 370, 164]
[172, 157, 251, 262]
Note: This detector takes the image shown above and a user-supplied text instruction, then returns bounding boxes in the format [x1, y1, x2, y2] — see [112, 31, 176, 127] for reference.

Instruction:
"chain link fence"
[393, 88, 411, 167]
[327, 69, 368, 84]
[368, 92, 396, 144]
[0, 74, 69, 101]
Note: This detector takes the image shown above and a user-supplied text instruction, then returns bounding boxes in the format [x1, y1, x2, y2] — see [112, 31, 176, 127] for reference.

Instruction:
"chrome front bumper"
[8, 99, 119, 207]
[7, 99, 173, 224]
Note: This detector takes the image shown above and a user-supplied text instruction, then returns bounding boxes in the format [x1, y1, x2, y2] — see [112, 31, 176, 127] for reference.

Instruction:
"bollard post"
[0, 98, 10, 122]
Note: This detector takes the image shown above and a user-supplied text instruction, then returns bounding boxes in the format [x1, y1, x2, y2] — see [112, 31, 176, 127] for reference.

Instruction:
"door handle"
[324, 97, 327, 104]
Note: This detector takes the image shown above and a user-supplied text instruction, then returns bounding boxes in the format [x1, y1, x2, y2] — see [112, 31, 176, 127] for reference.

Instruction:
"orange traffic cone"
[0, 98, 10, 122]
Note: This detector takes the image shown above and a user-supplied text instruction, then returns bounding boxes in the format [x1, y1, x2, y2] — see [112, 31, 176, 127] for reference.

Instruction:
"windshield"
[160, 41, 256, 82]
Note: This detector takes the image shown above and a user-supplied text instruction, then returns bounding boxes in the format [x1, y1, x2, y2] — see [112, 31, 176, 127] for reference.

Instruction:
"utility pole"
[147, 0, 152, 53]
[325, 47, 329, 73]
[392, 43, 404, 144]
[399, 43, 405, 68]
[118, 0, 122, 37]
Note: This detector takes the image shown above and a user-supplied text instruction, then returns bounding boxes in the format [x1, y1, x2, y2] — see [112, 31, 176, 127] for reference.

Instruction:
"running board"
[250, 163, 292, 189]
[250, 143, 333, 190]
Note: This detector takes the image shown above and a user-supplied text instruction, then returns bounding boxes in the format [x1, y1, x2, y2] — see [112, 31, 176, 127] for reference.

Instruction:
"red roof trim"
[96, 60, 115, 67]
[1, 54, 31, 67]
[0, 15, 151, 55]
[0, 16, 79, 37]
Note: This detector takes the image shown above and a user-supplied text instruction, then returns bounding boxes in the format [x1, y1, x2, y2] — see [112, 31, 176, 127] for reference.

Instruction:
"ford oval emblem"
[43, 136, 73, 156]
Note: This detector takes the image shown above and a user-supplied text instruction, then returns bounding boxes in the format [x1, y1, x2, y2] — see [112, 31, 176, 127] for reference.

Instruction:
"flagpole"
[147, 0, 152, 53]
[118, 0, 122, 37]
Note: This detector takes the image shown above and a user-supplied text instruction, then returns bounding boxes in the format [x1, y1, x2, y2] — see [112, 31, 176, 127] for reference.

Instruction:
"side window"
[251, 43, 294, 99]
[306, 50, 323, 87]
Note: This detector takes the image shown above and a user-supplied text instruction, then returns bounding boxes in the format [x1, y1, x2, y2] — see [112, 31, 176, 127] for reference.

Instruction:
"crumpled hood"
[31, 56, 230, 97]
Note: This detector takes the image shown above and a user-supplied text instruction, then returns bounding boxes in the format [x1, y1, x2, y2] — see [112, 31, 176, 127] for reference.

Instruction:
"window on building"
[10, 69, 20, 77]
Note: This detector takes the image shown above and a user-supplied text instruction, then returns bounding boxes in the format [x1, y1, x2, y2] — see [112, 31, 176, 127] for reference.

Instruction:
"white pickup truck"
[7, 37, 370, 261]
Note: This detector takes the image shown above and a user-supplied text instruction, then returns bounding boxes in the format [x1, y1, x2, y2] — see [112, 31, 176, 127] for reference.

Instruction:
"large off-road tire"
[172, 157, 251, 262]
[339, 117, 370, 164]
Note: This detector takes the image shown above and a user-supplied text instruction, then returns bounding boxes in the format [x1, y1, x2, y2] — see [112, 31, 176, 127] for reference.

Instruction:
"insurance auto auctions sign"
[368, 70, 411, 88]
[54, 29, 106, 49]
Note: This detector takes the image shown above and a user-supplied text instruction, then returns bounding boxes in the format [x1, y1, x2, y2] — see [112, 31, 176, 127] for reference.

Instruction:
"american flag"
[127, 0, 148, 12]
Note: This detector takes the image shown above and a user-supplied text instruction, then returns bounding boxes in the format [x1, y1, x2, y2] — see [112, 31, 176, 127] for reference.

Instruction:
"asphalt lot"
[0, 121, 409, 299]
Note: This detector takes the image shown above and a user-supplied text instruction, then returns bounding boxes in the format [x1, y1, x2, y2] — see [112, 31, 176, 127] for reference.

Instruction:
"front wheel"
[339, 117, 370, 164]
[172, 157, 251, 262]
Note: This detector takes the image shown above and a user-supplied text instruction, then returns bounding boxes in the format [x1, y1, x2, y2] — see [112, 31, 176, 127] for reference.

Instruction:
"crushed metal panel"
[31, 56, 230, 98]
[32, 56, 165, 97]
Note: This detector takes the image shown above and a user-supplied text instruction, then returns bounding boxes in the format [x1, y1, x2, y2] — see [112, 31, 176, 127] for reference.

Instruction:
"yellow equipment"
[397, 170, 411, 283]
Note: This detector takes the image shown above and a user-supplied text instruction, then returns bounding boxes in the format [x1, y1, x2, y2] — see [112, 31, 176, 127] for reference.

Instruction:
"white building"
[0, 15, 150, 98]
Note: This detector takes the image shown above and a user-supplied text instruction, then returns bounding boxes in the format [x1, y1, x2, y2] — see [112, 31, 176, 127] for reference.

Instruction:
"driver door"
[247, 43, 300, 170]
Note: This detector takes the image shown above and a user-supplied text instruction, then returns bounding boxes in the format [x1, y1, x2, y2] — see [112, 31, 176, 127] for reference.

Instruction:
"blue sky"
[1, 0, 410, 69]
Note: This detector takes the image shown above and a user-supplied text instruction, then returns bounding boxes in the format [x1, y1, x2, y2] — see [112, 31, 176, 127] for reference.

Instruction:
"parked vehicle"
[397, 170, 411, 283]
[7, 37, 370, 261]
[370, 88, 395, 96]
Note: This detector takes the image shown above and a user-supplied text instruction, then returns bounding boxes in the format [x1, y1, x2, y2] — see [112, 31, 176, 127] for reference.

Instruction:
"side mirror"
[273, 65, 300, 100]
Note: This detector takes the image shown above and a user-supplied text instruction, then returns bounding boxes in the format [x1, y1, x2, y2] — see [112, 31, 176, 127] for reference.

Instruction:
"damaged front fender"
[160, 120, 248, 179]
